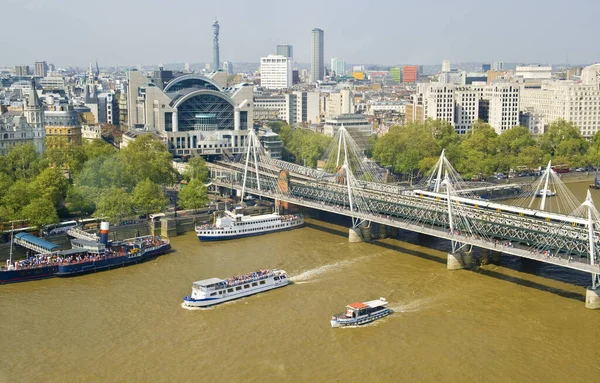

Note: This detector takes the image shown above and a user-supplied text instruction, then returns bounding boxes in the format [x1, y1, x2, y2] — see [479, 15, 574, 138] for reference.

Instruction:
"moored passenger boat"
[0, 222, 170, 284]
[183, 269, 289, 307]
[330, 298, 392, 328]
[195, 207, 303, 241]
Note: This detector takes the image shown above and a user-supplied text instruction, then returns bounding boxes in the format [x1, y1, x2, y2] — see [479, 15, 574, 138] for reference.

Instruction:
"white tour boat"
[535, 189, 557, 197]
[330, 298, 392, 328]
[195, 207, 303, 241]
[183, 269, 289, 307]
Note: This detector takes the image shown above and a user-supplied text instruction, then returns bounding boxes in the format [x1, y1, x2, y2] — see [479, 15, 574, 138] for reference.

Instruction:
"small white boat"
[183, 269, 289, 307]
[330, 298, 392, 328]
[535, 189, 557, 197]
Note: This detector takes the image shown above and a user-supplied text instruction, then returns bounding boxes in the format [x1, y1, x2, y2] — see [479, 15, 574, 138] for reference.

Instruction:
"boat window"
[260, 280, 265, 285]
[219, 291, 223, 295]
[236, 286, 242, 291]
[252, 282, 258, 287]
[210, 292, 216, 296]
[227, 288, 233, 293]
[244, 284, 250, 289]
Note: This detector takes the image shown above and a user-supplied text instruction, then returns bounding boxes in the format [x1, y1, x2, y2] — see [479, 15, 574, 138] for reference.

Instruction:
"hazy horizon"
[1, 0, 598, 68]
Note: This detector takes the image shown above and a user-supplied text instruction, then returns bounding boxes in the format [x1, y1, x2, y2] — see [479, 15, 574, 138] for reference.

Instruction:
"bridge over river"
[205, 128, 600, 309]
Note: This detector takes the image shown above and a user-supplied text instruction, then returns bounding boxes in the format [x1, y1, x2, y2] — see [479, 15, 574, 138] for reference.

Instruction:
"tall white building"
[326, 89, 353, 118]
[331, 58, 345, 76]
[260, 55, 292, 90]
[311, 28, 324, 82]
[454, 86, 482, 134]
[419, 83, 456, 126]
[485, 82, 520, 134]
[286, 91, 320, 124]
[520, 70, 600, 137]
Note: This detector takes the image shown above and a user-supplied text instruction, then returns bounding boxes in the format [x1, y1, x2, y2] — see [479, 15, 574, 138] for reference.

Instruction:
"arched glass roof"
[163, 74, 221, 93]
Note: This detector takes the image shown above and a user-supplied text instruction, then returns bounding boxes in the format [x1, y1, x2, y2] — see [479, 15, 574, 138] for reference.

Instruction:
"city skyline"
[1, 0, 599, 68]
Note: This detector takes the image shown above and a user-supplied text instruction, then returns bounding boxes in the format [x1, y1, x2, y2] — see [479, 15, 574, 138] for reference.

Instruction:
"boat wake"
[290, 256, 369, 283]
[388, 297, 435, 313]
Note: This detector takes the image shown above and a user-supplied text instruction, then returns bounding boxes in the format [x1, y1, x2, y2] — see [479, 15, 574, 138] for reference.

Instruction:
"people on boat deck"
[2, 236, 167, 271]
[223, 269, 273, 286]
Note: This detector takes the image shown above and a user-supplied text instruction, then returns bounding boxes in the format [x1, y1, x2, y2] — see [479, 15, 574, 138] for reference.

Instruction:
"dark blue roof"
[14, 232, 60, 251]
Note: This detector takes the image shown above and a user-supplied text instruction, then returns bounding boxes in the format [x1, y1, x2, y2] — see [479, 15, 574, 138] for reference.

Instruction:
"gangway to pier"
[13, 232, 60, 254]
[66, 227, 99, 242]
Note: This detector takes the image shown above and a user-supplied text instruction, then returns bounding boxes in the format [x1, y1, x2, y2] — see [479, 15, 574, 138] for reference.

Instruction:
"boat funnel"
[100, 221, 110, 245]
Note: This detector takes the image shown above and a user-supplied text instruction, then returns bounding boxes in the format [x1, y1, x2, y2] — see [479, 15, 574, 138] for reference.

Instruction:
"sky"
[1, 0, 598, 68]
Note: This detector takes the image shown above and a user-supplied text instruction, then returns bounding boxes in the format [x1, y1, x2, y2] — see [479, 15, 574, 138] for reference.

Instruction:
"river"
[1, 182, 599, 382]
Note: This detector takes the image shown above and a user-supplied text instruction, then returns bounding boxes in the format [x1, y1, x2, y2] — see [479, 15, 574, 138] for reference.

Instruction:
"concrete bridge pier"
[349, 224, 372, 243]
[480, 248, 489, 266]
[378, 224, 388, 239]
[447, 250, 474, 270]
[160, 218, 178, 238]
[585, 287, 600, 309]
[491, 250, 502, 264]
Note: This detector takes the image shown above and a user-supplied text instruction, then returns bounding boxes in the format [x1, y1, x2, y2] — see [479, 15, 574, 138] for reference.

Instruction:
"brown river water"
[1, 181, 600, 383]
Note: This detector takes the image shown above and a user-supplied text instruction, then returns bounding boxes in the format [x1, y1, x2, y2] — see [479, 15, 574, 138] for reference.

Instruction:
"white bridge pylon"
[336, 126, 365, 229]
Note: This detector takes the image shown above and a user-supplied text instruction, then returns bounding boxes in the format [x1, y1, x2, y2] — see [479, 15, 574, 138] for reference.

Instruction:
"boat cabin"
[344, 299, 388, 318]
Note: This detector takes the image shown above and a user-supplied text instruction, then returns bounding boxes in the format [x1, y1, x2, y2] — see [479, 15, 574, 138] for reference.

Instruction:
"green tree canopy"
[120, 135, 176, 189]
[93, 188, 134, 224]
[132, 179, 168, 217]
[21, 197, 59, 228]
[183, 157, 209, 182]
[178, 178, 208, 211]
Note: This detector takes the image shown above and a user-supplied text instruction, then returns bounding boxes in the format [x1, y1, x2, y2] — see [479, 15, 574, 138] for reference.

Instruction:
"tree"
[93, 188, 134, 224]
[120, 135, 176, 189]
[2, 180, 35, 217]
[65, 185, 96, 216]
[132, 179, 167, 217]
[178, 178, 208, 211]
[539, 119, 588, 159]
[0, 173, 14, 200]
[21, 197, 59, 228]
[5, 143, 45, 180]
[30, 167, 69, 207]
[183, 157, 209, 182]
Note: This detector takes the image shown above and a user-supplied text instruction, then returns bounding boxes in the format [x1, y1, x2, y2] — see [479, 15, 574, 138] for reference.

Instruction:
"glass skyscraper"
[311, 28, 324, 82]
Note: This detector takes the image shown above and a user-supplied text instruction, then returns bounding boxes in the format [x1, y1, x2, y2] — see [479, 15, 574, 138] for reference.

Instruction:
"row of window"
[209, 280, 267, 296]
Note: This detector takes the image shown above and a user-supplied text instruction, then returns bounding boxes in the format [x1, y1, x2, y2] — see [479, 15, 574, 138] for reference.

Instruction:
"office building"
[331, 58, 345, 76]
[323, 114, 372, 150]
[326, 89, 354, 118]
[15, 65, 30, 76]
[213, 19, 220, 70]
[44, 109, 82, 149]
[485, 82, 520, 134]
[260, 55, 292, 89]
[286, 91, 320, 125]
[98, 93, 118, 125]
[403, 66, 419, 83]
[492, 61, 504, 71]
[482, 64, 491, 72]
[520, 64, 600, 137]
[390, 68, 402, 83]
[126, 70, 253, 158]
[34, 61, 47, 77]
[276, 44, 293, 59]
[311, 28, 324, 82]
